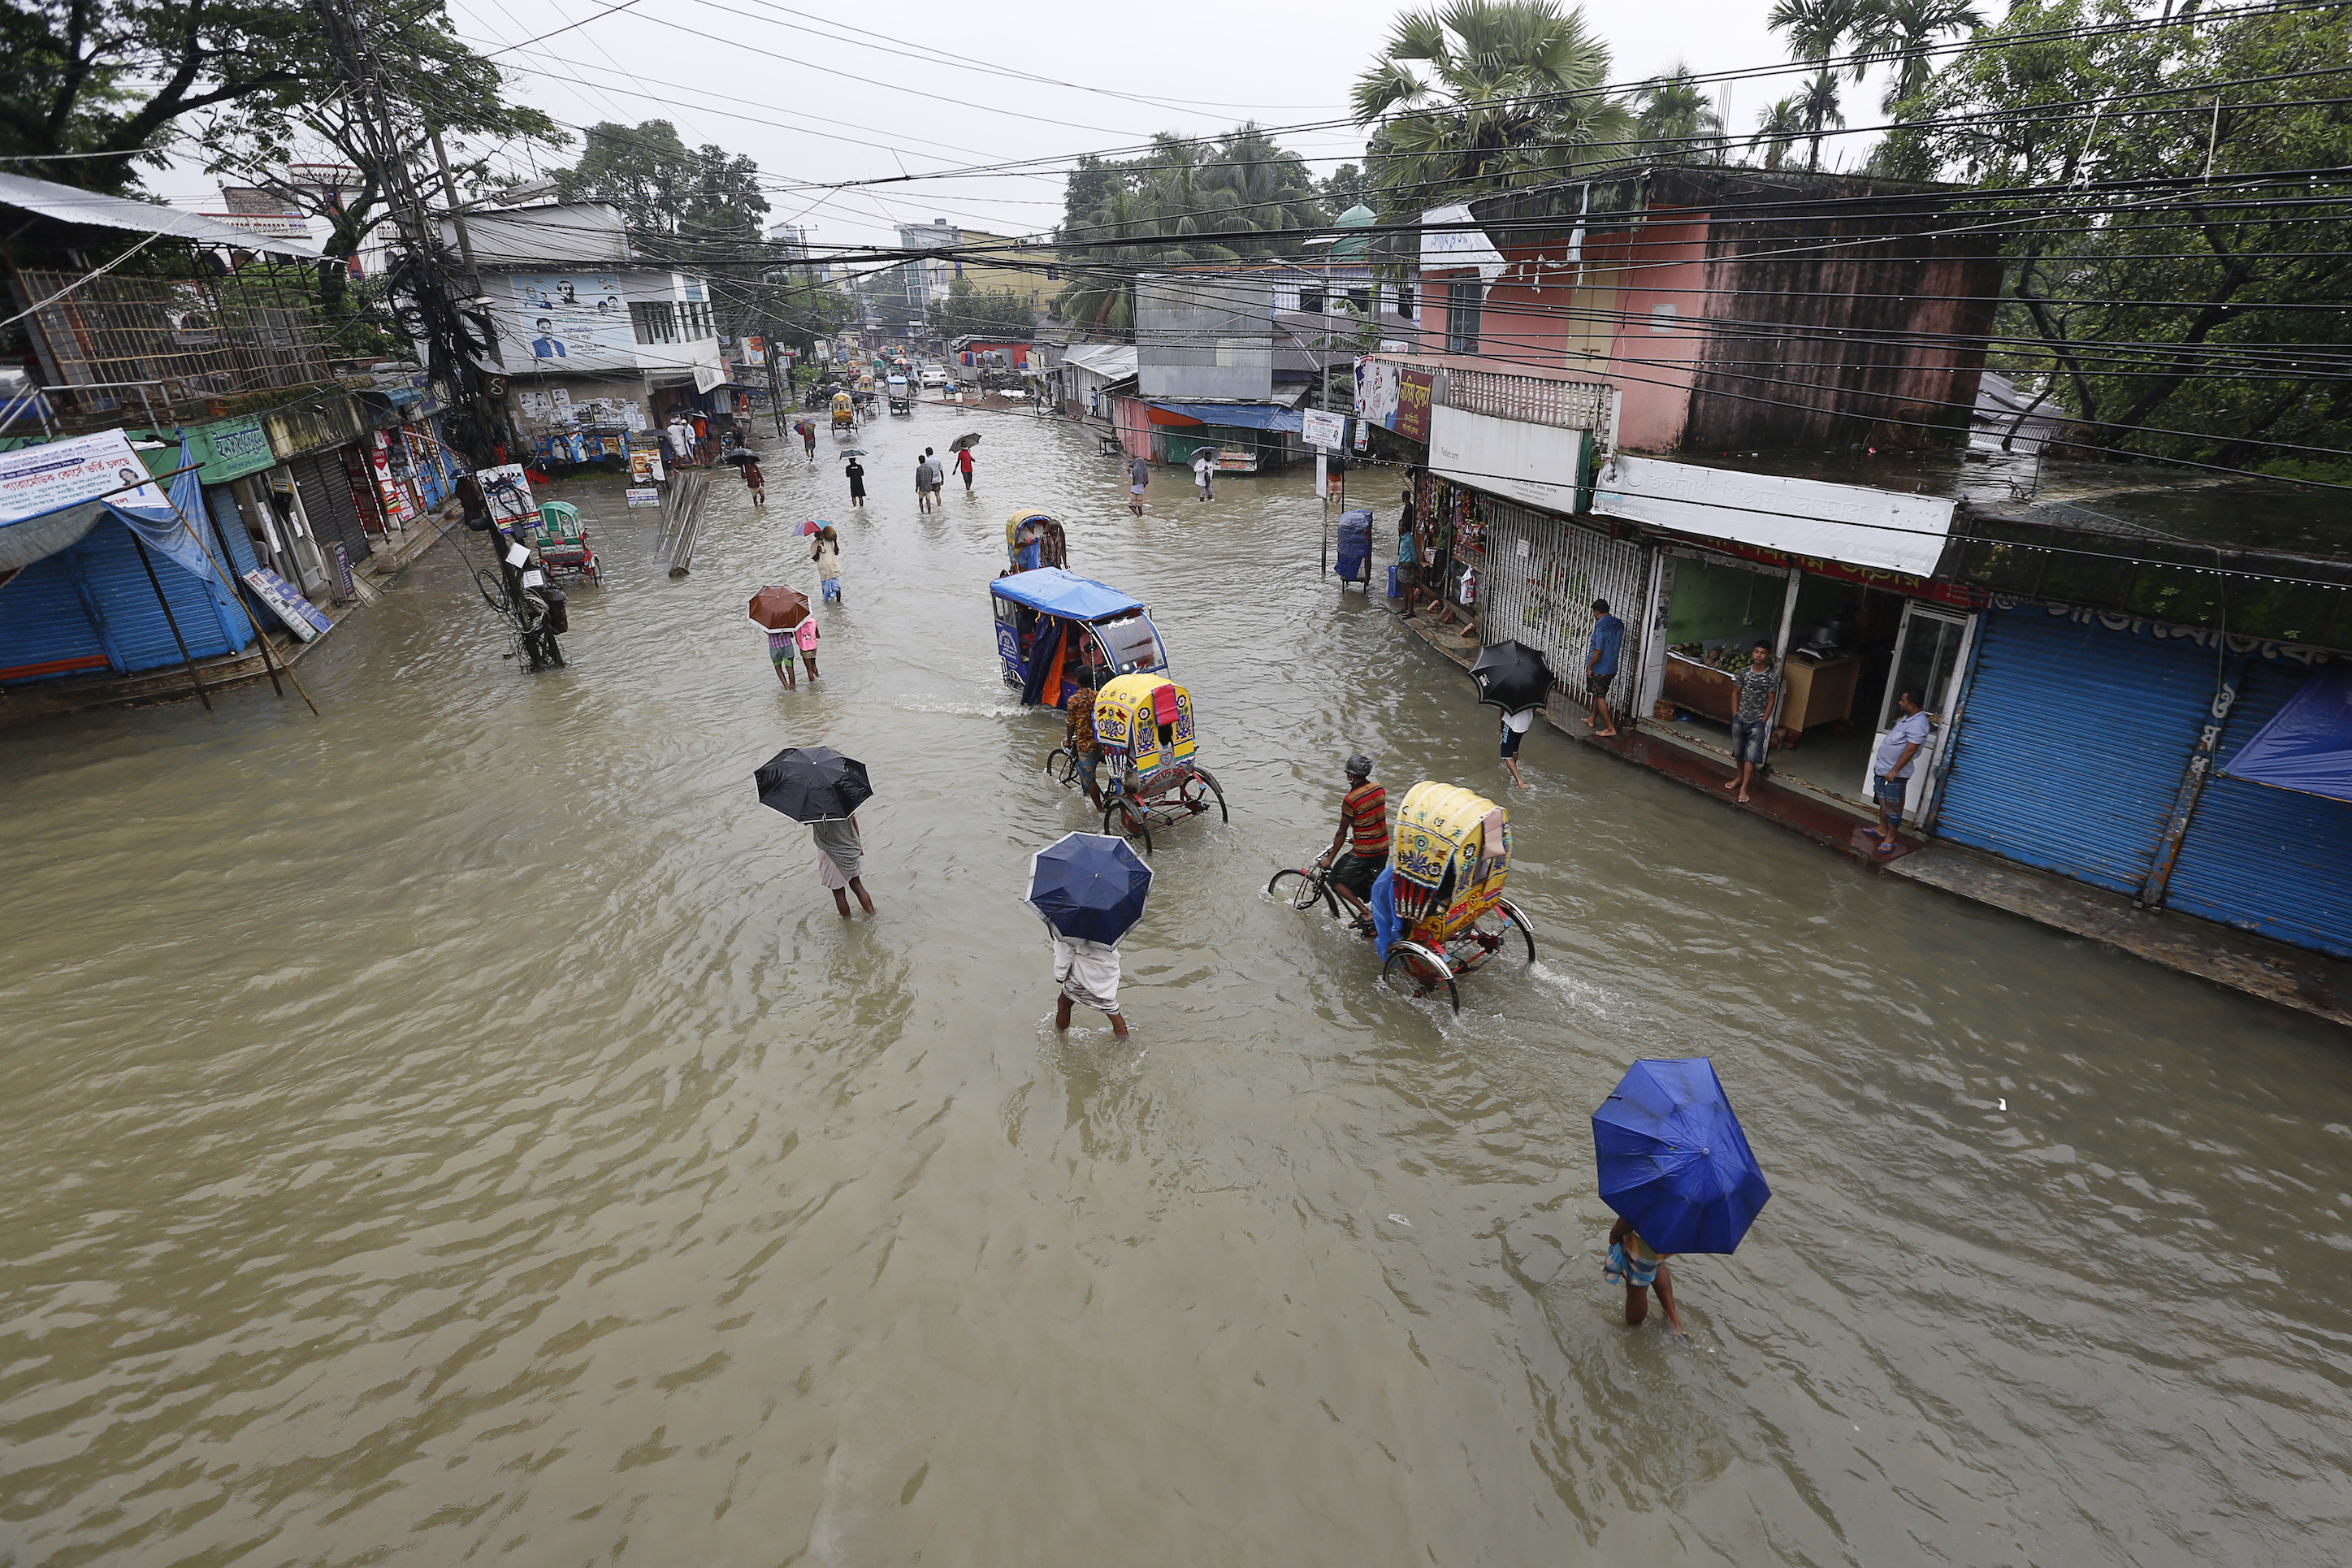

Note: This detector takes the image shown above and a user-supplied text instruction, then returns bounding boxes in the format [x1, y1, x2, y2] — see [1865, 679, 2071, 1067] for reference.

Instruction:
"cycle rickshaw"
[1049, 673, 1228, 852]
[1269, 781, 1534, 1012]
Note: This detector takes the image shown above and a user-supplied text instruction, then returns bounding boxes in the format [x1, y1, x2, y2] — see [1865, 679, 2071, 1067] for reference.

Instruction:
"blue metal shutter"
[1935, 606, 2216, 894]
[205, 484, 261, 575]
[69, 518, 239, 672]
[0, 553, 109, 682]
[2163, 661, 2352, 959]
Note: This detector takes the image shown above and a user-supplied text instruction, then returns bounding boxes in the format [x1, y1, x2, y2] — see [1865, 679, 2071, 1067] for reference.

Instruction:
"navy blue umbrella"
[1025, 831, 1153, 946]
[1592, 1058, 1769, 1255]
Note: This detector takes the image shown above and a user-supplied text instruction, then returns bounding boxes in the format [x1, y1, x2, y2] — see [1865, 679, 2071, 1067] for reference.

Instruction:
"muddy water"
[3, 404, 2350, 1566]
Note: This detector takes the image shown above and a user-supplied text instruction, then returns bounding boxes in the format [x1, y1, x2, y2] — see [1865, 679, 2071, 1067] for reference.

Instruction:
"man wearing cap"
[1316, 755, 1389, 927]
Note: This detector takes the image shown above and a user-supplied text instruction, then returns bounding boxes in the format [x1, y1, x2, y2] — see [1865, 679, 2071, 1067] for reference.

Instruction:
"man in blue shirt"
[1868, 687, 1932, 854]
[1586, 597, 1626, 738]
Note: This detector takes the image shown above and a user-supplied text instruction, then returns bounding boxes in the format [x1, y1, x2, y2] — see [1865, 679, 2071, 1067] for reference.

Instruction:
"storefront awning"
[1594, 454, 1956, 578]
[2223, 664, 2352, 804]
[1146, 401, 1303, 433]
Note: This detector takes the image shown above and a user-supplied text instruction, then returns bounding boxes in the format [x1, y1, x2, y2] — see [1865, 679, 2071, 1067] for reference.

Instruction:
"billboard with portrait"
[509, 273, 633, 367]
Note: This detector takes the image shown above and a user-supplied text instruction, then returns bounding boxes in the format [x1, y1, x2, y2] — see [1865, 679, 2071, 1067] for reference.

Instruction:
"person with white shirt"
[1868, 688, 1932, 855]
[1500, 706, 1535, 789]
[1191, 446, 1215, 500]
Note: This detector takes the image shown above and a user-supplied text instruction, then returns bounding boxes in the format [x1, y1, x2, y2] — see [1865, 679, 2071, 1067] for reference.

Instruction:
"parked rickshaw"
[1057, 673, 1227, 851]
[830, 391, 855, 435]
[1006, 509, 1067, 573]
[1378, 782, 1535, 1011]
[989, 567, 1167, 710]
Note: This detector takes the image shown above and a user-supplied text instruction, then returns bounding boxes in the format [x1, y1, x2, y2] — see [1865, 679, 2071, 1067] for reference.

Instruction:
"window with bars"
[1445, 279, 1482, 353]
[630, 301, 678, 344]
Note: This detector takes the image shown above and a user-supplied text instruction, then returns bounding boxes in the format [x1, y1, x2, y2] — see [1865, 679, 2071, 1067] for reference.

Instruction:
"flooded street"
[5, 405, 2350, 1566]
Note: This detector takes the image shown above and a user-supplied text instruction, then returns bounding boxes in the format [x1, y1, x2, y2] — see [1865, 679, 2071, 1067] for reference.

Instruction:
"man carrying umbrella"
[1027, 832, 1150, 1040]
[1592, 1057, 1771, 1340]
[1473, 642, 1553, 791]
[756, 746, 876, 916]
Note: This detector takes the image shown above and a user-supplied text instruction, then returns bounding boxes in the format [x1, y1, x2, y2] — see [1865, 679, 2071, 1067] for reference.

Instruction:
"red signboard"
[1397, 370, 1434, 442]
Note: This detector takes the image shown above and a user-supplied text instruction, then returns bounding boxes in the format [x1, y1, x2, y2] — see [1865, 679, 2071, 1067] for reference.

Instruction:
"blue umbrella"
[1592, 1058, 1769, 1255]
[1025, 831, 1153, 946]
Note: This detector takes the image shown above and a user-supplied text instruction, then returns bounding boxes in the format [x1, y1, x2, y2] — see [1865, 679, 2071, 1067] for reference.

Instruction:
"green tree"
[1853, 0, 1986, 116]
[1635, 65, 1726, 163]
[553, 120, 769, 245]
[1751, 93, 1809, 170]
[1918, 0, 2352, 466]
[1319, 162, 1370, 211]
[0, 1, 309, 192]
[1767, 0, 1860, 171]
[1349, 0, 1630, 214]
[937, 276, 1035, 340]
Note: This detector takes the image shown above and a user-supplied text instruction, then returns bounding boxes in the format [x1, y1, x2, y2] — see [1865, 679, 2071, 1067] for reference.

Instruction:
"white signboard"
[1429, 405, 1587, 515]
[476, 464, 536, 526]
[242, 568, 332, 640]
[510, 272, 633, 367]
[1419, 204, 1508, 281]
[0, 427, 169, 526]
[1594, 455, 1957, 577]
[1302, 409, 1346, 452]
[626, 486, 662, 508]
[1355, 359, 1400, 431]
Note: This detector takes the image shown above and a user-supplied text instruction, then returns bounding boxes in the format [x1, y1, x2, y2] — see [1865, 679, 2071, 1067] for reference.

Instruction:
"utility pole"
[430, 130, 481, 296]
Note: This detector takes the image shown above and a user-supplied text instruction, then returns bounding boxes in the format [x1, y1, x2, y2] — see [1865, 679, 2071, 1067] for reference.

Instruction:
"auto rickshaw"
[989, 567, 1167, 710]
[1076, 673, 1227, 851]
[1006, 509, 1068, 574]
[1377, 782, 1535, 1011]
[830, 391, 855, 435]
[887, 375, 914, 414]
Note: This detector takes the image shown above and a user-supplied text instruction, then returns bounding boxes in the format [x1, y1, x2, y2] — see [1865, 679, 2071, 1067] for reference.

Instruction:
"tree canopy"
[554, 120, 770, 249]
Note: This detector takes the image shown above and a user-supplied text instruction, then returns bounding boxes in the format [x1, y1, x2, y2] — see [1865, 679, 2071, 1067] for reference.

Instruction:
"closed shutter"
[291, 449, 370, 569]
[2162, 661, 2352, 959]
[204, 484, 261, 576]
[1478, 496, 1646, 711]
[68, 518, 239, 672]
[1935, 606, 2215, 894]
[0, 552, 110, 682]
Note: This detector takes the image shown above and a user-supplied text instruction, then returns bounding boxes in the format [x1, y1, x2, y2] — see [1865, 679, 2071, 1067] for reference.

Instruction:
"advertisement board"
[510, 273, 633, 367]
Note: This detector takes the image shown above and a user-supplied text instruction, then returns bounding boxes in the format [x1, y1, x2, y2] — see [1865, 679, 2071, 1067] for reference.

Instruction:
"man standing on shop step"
[1587, 598, 1626, 739]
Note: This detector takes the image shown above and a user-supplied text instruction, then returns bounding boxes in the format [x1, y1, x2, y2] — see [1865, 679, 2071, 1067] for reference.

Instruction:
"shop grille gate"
[1478, 498, 1648, 717]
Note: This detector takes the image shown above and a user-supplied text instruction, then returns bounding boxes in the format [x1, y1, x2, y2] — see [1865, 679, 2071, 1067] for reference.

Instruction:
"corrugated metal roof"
[0, 171, 322, 257]
[1061, 344, 1137, 379]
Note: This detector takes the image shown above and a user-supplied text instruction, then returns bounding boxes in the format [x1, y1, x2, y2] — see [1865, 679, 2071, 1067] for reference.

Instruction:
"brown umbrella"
[748, 585, 809, 630]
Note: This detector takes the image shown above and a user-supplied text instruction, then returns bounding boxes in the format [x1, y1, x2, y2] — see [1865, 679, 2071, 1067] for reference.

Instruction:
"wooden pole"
[168, 493, 319, 715]
[128, 534, 214, 712]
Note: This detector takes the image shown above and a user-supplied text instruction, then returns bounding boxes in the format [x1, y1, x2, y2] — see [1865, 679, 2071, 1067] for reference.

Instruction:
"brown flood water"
[4, 405, 2350, 1566]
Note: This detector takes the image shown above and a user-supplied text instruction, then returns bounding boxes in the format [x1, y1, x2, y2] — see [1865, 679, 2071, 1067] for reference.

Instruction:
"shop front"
[263, 392, 374, 598]
[1934, 600, 2352, 959]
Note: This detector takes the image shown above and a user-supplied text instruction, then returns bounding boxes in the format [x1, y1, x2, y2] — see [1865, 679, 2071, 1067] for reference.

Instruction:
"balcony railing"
[1441, 366, 1611, 435]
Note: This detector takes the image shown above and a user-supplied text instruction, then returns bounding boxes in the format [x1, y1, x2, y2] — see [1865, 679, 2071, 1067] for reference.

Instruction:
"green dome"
[1329, 201, 1376, 262]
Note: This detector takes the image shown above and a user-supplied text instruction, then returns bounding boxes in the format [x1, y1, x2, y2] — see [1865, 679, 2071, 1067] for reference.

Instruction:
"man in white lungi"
[1051, 931, 1128, 1039]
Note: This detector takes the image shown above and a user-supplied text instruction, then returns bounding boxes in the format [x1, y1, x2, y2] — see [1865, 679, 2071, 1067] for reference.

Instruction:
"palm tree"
[1752, 94, 1808, 171]
[1852, 0, 1986, 117]
[1349, 0, 1631, 211]
[1767, 0, 1863, 172]
[1197, 124, 1328, 252]
[1635, 64, 1726, 163]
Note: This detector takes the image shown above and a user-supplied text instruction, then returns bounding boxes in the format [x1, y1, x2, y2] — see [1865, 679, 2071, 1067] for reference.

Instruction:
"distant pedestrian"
[1500, 705, 1533, 788]
[1605, 1216, 1684, 1336]
[810, 524, 842, 604]
[802, 423, 816, 460]
[926, 448, 946, 502]
[1867, 687, 1930, 855]
[1191, 446, 1215, 500]
[813, 814, 876, 917]
[1586, 598, 1625, 739]
[845, 457, 865, 508]
[1397, 514, 1427, 617]
[1128, 454, 1149, 515]
[795, 611, 822, 679]
[765, 623, 797, 688]
[740, 459, 765, 505]
[957, 444, 975, 492]
[914, 453, 932, 513]
[1051, 930, 1128, 1039]
[1724, 639, 1778, 803]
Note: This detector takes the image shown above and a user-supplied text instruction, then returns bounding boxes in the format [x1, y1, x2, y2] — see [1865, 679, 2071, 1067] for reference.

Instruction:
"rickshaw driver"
[1065, 670, 1105, 808]
[1316, 754, 1389, 929]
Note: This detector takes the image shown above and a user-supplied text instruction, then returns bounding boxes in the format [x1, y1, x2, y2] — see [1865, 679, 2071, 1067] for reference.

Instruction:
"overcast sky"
[150, 1, 1878, 249]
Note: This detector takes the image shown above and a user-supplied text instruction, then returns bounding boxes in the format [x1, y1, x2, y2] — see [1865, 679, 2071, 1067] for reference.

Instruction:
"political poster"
[510, 274, 633, 367]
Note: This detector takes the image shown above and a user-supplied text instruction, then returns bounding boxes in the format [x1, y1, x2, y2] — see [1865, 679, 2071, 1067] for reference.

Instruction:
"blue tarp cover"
[1148, 401, 1305, 433]
[2222, 663, 2352, 804]
[990, 567, 1144, 622]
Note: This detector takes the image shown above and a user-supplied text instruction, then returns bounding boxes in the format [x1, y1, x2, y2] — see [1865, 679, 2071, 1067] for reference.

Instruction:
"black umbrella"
[1471, 641, 1553, 713]
[721, 447, 760, 466]
[755, 746, 873, 822]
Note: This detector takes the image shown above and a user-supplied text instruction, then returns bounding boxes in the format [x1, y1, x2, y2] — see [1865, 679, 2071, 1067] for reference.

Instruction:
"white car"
[920, 367, 946, 388]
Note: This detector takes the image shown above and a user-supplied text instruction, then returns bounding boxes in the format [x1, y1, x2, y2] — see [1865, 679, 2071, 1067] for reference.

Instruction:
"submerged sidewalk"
[1391, 603, 2352, 1032]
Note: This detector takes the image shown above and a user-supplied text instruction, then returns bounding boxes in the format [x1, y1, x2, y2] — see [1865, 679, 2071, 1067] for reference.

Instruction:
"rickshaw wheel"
[1102, 798, 1152, 854]
[1182, 767, 1229, 821]
[1454, 903, 1536, 970]
[1043, 747, 1079, 787]
[1267, 868, 1335, 915]
[1497, 898, 1538, 962]
[1380, 943, 1459, 1014]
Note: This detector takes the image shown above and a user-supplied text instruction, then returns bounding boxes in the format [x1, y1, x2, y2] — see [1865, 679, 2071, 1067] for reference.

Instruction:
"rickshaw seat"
[1150, 683, 1180, 726]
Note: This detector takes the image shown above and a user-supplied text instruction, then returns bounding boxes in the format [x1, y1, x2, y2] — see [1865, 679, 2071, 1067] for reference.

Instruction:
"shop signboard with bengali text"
[1396, 370, 1434, 442]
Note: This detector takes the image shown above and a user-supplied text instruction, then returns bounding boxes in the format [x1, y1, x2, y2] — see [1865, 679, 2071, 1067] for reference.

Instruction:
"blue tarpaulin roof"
[2222, 663, 2352, 804]
[1149, 401, 1304, 433]
[989, 567, 1146, 621]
